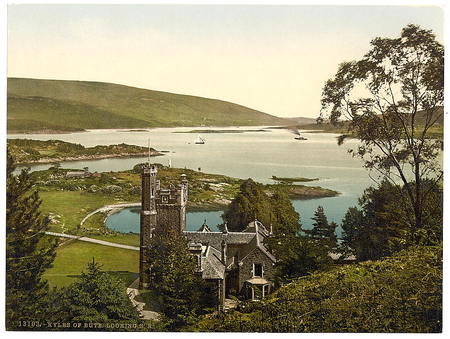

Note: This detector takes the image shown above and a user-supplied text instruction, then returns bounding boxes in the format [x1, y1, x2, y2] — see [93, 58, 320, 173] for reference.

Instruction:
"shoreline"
[14, 151, 164, 166]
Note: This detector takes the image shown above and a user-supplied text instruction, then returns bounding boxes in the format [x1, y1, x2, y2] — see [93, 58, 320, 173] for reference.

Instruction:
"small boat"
[288, 126, 308, 140]
[195, 135, 206, 144]
[295, 136, 308, 141]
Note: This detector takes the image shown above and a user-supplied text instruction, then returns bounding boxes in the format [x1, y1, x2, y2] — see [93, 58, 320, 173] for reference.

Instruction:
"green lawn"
[43, 240, 139, 288]
[39, 191, 131, 233]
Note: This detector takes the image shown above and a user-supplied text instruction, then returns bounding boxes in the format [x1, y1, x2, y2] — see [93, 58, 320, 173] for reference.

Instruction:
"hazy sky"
[7, 4, 444, 118]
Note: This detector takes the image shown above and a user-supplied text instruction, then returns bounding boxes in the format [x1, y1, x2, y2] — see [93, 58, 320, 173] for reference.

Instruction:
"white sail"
[195, 134, 206, 144]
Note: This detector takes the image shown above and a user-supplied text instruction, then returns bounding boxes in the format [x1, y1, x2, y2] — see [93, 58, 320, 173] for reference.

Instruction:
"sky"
[7, 3, 444, 118]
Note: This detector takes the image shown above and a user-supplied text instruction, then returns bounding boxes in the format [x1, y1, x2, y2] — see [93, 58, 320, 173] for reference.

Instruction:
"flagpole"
[148, 137, 151, 164]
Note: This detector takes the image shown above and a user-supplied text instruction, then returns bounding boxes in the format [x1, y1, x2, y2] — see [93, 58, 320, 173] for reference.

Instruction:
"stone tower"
[139, 165, 189, 289]
[139, 163, 158, 289]
[155, 174, 188, 233]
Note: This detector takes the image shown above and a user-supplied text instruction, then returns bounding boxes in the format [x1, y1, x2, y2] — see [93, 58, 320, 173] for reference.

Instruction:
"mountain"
[284, 116, 317, 125]
[7, 78, 289, 133]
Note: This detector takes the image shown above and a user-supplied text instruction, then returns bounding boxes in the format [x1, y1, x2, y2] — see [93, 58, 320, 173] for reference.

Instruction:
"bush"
[193, 245, 442, 333]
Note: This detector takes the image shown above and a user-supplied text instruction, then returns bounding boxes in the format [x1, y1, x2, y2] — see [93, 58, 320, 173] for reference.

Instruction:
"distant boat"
[288, 126, 308, 140]
[195, 135, 206, 144]
[295, 135, 308, 141]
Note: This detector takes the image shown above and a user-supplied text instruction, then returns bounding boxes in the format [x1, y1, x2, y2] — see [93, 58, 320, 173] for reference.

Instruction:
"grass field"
[39, 191, 129, 233]
[43, 240, 139, 288]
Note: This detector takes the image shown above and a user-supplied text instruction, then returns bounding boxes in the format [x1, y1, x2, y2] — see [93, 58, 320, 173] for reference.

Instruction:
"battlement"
[142, 163, 158, 175]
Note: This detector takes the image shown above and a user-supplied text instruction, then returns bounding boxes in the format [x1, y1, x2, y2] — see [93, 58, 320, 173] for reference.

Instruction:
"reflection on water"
[106, 207, 223, 233]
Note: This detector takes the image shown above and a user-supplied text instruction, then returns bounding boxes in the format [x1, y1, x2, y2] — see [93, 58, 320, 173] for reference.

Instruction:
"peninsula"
[7, 139, 162, 165]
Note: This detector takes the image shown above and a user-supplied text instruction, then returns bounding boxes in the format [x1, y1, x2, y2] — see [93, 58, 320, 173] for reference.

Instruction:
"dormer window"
[253, 263, 263, 277]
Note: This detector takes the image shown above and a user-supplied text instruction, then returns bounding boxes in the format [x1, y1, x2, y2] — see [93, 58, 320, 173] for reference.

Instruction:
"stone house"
[139, 163, 277, 311]
[185, 220, 276, 306]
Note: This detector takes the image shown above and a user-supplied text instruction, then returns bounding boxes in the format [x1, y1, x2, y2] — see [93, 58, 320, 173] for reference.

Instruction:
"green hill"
[7, 78, 289, 133]
[193, 245, 442, 332]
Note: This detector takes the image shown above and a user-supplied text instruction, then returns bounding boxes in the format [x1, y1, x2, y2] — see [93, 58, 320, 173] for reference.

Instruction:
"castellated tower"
[139, 164, 158, 289]
[139, 164, 188, 289]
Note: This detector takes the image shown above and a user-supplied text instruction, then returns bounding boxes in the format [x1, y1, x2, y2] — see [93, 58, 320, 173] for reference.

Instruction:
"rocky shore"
[16, 151, 163, 166]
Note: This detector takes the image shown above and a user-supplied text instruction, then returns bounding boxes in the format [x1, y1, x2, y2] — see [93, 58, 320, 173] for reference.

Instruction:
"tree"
[341, 179, 442, 261]
[222, 179, 274, 232]
[60, 260, 141, 324]
[147, 228, 215, 328]
[321, 25, 443, 244]
[265, 198, 333, 284]
[6, 150, 57, 329]
[305, 206, 337, 250]
[269, 189, 301, 236]
[267, 234, 333, 285]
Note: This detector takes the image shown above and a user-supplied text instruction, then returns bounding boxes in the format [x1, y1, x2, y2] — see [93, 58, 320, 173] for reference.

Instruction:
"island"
[7, 139, 162, 165]
[271, 175, 320, 183]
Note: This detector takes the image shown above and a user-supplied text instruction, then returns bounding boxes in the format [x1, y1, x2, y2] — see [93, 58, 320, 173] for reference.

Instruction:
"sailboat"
[195, 135, 206, 144]
[288, 127, 307, 141]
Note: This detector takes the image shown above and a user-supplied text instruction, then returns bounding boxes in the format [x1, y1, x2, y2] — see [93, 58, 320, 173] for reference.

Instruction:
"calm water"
[106, 207, 223, 233]
[9, 127, 380, 234]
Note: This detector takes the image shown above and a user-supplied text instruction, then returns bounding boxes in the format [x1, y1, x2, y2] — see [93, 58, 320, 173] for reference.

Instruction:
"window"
[253, 263, 263, 277]
[263, 284, 269, 298]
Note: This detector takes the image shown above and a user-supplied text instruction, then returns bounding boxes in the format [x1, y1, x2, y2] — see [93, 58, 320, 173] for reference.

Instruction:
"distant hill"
[299, 107, 444, 136]
[284, 116, 317, 126]
[7, 78, 289, 133]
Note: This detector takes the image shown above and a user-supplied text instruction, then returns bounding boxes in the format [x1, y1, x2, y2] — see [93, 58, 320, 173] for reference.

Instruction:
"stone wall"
[237, 248, 275, 293]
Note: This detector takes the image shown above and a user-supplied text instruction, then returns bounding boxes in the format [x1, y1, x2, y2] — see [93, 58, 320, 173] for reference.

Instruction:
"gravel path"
[45, 231, 139, 251]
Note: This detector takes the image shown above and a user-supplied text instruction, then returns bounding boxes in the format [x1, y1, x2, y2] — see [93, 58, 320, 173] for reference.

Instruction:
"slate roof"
[200, 245, 225, 280]
[184, 220, 276, 281]
[184, 231, 255, 251]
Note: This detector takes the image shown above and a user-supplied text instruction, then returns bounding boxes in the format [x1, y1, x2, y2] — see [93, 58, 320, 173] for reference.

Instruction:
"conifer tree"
[305, 206, 337, 249]
[61, 260, 140, 324]
[6, 150, 57, 329]
[147, 228, 215, 328]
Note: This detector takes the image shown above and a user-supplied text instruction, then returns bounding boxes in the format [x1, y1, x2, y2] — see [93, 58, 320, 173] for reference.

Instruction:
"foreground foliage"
[48, 261, 142, 327]
[321, 24, 443, 244]
[340, 179, 443, 261]
[193, 245, 442, 332]
[147, 228, 217, 329]
[6, 151, 57, 329]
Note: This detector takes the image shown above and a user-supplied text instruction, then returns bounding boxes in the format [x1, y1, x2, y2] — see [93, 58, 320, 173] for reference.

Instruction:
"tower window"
[253, 263, 263, 277]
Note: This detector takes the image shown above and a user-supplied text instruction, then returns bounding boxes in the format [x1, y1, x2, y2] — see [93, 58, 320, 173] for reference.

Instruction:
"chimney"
[221, 238, 227, 264]
[223, 222, 229, 234]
